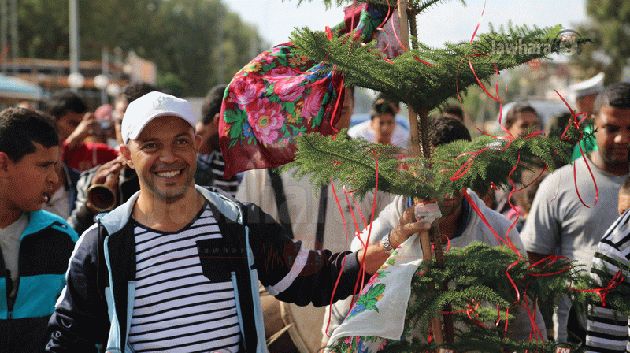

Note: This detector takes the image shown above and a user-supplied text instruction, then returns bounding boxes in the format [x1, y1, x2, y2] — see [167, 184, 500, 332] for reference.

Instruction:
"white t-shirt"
[43, 186, 70, 219]
[521, 156, 628, 269]
[347, 120, 409, 149]
[327, 191, 542, 341]
[0, 213, 28, 298]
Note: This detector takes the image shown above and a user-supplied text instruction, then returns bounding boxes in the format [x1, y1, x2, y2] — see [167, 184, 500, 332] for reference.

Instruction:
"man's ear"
[0, 152, 11, 174]
[212, 113, 220, 127]
[119, 145, 134, 169]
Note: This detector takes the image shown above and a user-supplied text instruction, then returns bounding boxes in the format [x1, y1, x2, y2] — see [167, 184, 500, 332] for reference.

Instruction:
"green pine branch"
[328, 242, 626, 352]
[292, 24, 563, 112]
[295, 1, 466, 13]
[287, 128, 575, 200]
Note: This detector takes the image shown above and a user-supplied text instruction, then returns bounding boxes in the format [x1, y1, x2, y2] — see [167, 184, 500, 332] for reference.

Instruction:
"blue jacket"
[47, 186, 363, 353]
[0, 210, 78, 351]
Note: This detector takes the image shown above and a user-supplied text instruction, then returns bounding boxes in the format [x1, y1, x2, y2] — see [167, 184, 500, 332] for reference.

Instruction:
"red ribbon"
[572, 270, 625, 307]
[469, 0, 487, 44]
[413, 56, 433, 66]
[555, 90, 599, 208]
[527, 255, 572, 277]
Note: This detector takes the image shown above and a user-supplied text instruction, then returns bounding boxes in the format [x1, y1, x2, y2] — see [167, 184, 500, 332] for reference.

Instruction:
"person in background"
[46, 90, 118, 172]
[584, 176, 630, 353]
[493, 104, 543, 215]
[546, 112, 574, 168]
[237, 87, 396, 351]
[88, 104, 116, 146]
[0, 107, 78, 352]
[347, 94, 409, 148]
[522, 82, 630, 344]
[442, 104, 465, 122]
[194, 84, 240, 195]
[570, 72, 604, 161]
[370, 99, 398, 145]
[67, 83, 155, 234]
[325, 116, 545, 343]
[504, 103, 541, 137]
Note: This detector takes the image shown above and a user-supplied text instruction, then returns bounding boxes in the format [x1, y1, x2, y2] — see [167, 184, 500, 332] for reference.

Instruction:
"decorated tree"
[219, 1, 628, 352]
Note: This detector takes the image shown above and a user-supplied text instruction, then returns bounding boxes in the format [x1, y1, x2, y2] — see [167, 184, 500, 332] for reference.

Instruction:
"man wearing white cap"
[570, 72, 604, 161]
[45, 91, 424, 353]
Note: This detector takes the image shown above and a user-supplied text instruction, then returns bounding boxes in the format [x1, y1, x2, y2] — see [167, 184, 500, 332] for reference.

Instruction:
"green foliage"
[157, 72, 185, 97]
[286, 130, 435, 198]
[291, 24, 563, 113]
[295, 0, 464, 13]
[330, 242, 626, 353]
[572, 0, 630, 84]
[287, 128, 575, 200]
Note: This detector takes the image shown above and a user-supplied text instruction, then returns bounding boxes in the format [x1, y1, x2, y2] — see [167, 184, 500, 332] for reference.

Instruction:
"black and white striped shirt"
[196, 152, 239, 197]
[127, 203, 241, 353]
[586, 211, 630, 353]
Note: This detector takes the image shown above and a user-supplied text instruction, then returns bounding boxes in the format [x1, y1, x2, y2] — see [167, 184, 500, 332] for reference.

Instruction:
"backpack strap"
[268, 169, 294, 239]
[314, 185, 328, 250]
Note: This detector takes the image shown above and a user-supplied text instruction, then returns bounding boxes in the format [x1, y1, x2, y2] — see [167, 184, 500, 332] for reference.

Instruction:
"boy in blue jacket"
[0, 107, 78, 352]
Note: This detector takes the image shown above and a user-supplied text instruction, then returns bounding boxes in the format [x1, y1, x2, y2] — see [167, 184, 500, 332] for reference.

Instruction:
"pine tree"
[282, 1, 625, 352]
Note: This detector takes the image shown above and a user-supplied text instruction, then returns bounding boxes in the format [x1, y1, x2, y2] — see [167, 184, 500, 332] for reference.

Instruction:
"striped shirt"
[585, 210, 630, 353]
[197, 152, 239, 197]
[127, 203, 241, 353]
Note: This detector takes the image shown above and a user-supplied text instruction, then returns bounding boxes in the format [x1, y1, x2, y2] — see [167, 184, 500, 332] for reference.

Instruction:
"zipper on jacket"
[5, 269, 14, 319]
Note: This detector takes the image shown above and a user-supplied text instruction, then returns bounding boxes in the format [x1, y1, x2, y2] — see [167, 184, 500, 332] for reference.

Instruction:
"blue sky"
[226, 0, 587, 47]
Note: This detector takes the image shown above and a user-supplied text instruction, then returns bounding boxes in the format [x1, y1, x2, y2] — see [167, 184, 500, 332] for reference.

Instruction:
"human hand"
[86, 156, 125, 212]
[388, 206, 432, 249]
[90, 156, 125, 187]
[65, 113, 97, 148]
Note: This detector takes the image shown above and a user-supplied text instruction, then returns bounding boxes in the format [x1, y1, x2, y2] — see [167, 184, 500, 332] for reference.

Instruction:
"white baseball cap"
[121, 91, 196, 143]
[570, 72, 604, 99]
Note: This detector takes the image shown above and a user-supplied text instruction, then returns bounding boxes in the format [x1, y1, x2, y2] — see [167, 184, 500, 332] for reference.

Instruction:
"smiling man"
[522, 82, 630, 343]
[0, 108, 78, 353]
[46, 91, 419, 353]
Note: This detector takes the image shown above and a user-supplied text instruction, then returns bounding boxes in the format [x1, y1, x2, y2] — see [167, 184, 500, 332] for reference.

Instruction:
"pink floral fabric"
[219, 3, 395, 178]
[219, 44, 344, 178]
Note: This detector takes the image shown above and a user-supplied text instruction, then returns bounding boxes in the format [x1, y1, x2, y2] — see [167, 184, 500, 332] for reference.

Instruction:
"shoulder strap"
[314, 185, 328, 250]
[268, 169, 294, 239]
[96, 222, 107, 303]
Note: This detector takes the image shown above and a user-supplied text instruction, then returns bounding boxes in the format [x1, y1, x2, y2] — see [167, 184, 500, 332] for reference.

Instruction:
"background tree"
[572, 0, 630, 84]
[16, 0, 265, 96]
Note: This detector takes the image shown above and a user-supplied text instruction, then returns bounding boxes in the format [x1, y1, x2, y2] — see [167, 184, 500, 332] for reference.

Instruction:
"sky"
[225, 0, 588, 48]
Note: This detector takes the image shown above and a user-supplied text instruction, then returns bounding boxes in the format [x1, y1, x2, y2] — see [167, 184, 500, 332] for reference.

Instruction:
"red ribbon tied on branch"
[573, 270, 625, 307]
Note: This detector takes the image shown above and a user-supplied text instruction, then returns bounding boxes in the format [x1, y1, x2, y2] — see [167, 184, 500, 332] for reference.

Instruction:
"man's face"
[416, 189, 464, 215]
[508, 112, 540, 137]
[618, 192, 630, 215]
[576, 94, 597, 116]
[371, 113, 396, 144]
[437, 191, 464, 218]
[335, 89, 354, 130]
[121, 116, 200, 203]
[1, 143, 59, 212]
[594, 106, 630, 172]
[195, 115, 219, 155]
[113, 98, 129, 145]
[56, 112, 84, 142]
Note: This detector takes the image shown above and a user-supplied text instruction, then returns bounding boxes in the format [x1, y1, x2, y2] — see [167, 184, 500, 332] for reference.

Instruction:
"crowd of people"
[0, 76, 628, 353]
